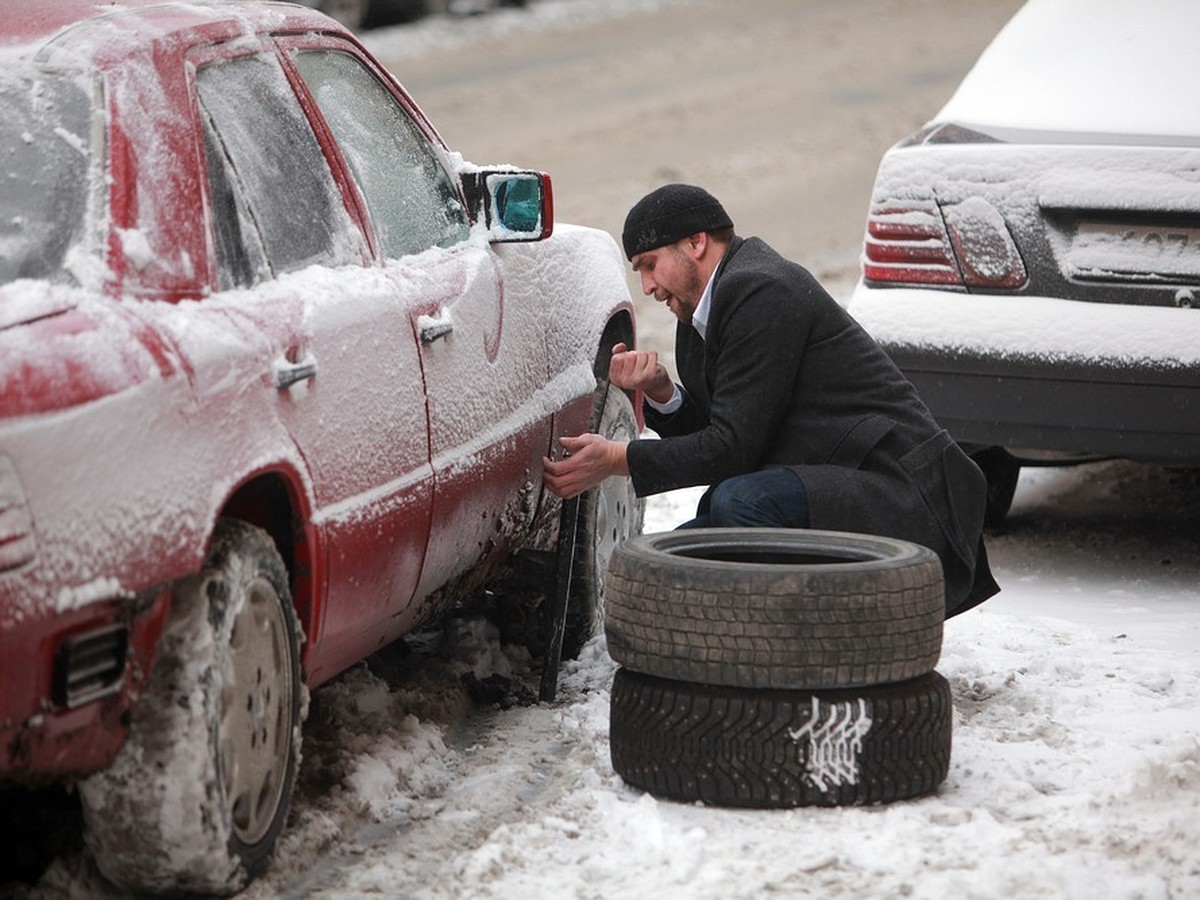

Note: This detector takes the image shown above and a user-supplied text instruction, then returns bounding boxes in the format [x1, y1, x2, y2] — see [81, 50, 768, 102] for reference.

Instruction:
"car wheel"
[605, 529, 944, 690]
[610, 668, 952, 808]
[558, 383, 645, 660]
[971, 446, 1021, 526]
[79, 519, 302, 896]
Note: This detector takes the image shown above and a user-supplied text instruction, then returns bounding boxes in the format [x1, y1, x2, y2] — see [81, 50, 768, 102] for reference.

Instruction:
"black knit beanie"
[621, 183, 733, 259]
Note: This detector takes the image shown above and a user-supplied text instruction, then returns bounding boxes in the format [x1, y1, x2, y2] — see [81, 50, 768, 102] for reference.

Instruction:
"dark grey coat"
[626, 236, 998, 616]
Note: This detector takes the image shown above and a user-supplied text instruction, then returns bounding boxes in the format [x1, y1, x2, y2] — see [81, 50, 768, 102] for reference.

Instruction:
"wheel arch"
[217, 466, 319, 670]
[594, 308, 643, 430]
[594, 309, 636, 377]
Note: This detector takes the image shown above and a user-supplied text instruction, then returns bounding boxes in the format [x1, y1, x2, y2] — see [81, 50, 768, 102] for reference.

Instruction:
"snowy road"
[253, 459, 1200, 900]
[5, 2, 1198, 898]
[248, 462, 1200, 899]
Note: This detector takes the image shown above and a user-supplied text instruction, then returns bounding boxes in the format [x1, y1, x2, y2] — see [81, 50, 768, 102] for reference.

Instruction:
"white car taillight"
[863, 197, 1027, 290]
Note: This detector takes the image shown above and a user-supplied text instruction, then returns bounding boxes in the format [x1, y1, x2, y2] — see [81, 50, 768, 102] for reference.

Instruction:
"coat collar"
[711, 235, 746, 293]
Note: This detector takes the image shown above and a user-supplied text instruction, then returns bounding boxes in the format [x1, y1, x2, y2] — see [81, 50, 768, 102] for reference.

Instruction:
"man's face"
[631, 238, 705, 324]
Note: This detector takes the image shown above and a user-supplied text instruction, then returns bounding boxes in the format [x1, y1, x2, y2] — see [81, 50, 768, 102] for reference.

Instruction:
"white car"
[848, 0, 1200, 522]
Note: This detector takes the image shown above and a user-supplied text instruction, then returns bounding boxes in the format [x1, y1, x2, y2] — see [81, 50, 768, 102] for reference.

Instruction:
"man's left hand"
[543, 434, 629, 498]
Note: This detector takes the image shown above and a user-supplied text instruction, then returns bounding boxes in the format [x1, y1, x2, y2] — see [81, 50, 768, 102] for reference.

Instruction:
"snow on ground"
[13, 461, 1200, 900]
[246, 468, 1198, 900]
[253, 462, 1198, 900]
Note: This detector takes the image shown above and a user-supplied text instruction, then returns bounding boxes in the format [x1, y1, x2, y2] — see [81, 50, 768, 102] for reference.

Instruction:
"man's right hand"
[609, 342, 675, 404]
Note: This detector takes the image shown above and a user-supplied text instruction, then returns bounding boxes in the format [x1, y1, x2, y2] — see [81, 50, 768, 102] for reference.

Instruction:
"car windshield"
[937, 0, 1200, 140]
[0, 68, 96, 286]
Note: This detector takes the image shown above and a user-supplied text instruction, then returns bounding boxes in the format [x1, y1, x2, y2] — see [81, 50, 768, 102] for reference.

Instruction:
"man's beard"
[670, 248, 705, 322]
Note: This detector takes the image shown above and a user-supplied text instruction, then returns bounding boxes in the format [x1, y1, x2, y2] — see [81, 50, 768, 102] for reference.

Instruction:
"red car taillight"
[863, 200, 962, 286]
[863, 197, 1027, 290]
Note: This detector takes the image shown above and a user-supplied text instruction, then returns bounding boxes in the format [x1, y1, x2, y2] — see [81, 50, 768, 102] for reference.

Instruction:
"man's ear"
[685, 231, 708, 259]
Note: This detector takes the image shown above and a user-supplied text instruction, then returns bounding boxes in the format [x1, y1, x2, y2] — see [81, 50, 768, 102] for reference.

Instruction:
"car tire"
[558, 382, 644, 659]
[610, 667, 952, 809]
[605, 529, 944, 690]
[971, 446, 1021, 526]
[79, 519, 302, 896]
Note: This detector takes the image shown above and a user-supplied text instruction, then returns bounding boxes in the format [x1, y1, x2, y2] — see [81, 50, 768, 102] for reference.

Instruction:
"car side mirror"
[462, 169, 554, 242]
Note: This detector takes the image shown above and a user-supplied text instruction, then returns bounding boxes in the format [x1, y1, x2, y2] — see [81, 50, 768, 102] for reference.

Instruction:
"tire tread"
[606, 531, 944, 689]
[610, 668, 952, 808]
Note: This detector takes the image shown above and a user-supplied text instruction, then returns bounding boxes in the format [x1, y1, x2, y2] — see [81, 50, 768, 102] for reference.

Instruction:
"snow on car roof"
[935, 0, 1200, 139]
[0, 0, 331, 56]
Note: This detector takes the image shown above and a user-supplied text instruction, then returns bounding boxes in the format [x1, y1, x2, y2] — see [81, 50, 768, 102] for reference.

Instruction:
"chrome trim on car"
[52, 623, 129, 709]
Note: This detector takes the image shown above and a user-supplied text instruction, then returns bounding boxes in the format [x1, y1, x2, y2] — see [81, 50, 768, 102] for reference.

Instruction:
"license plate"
[1067, 221, 1200, 281]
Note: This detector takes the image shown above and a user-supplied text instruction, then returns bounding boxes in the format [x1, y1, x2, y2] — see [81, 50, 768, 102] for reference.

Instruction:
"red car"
[0, 0, 641, 893]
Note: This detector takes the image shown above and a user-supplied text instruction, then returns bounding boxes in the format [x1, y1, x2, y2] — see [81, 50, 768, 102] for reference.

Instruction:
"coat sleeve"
[627, 269, 815, 496]
[643, 387, 706, 437]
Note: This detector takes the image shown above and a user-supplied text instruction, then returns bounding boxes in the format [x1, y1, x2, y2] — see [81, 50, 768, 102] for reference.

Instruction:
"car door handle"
[275, 358, 317, 389]
[420, 320, 454, 345]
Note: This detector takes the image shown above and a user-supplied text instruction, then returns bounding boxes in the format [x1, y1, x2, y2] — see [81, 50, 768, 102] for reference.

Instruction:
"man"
[544, 184, 998, 617]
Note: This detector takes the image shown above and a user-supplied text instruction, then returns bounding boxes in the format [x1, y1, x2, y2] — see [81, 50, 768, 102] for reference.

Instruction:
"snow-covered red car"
[0, 0, 640, 892]
[849, 0, 1200, 523]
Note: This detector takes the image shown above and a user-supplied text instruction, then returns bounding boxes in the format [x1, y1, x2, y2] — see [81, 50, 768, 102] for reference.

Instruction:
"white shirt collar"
[692, 263, 719, 340]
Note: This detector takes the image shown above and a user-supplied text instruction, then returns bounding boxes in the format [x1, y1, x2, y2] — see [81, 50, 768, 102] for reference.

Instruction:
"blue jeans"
[678, 467, 810, 529]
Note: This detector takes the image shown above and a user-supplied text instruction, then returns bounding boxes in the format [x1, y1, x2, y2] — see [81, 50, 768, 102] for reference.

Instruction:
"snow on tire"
[79, 519, 302, 896]
[605, 528, 944, 690]
[610, 667, 952, 808]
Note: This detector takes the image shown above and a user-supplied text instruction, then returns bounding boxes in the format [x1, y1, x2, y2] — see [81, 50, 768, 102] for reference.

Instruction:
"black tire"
[605, 529, 943, 690]
[971, 446, 1021, 526]
[80, 519, 302, 896]
[610, 668, 952, 809]
[559, 383, 644, 659]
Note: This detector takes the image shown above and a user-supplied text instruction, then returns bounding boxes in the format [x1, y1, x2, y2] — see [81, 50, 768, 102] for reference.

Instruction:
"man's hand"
[543, 434, 629, 499]
[609, 342, 674, 404]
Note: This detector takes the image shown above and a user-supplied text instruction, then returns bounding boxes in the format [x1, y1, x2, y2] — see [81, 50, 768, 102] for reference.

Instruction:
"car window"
[0, 68, 95, 286]
[196, 54, 360, 287]
[200, 113, 271, 290]
[292, 50, 469, 259]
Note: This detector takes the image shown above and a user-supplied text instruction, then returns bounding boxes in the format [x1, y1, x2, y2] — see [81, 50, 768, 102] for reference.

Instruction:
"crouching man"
[544, 184, 998, 617]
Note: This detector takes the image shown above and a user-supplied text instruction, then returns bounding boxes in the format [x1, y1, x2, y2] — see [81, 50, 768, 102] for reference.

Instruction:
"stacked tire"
[604, 529, 952, 808]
